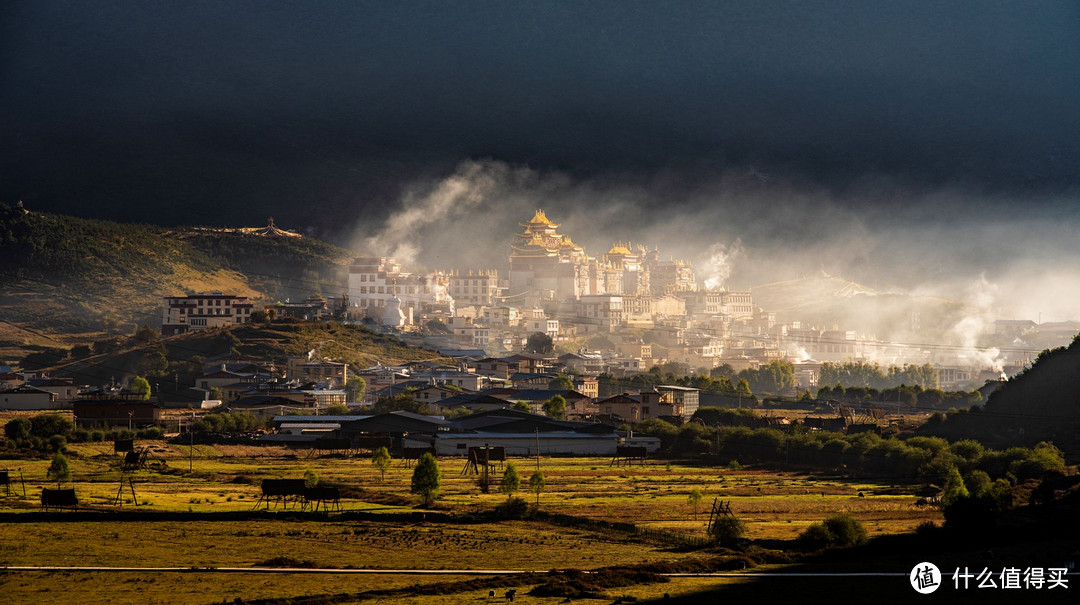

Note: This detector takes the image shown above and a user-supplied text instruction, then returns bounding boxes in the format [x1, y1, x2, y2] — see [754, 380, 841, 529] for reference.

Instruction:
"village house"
[0, 384, 58, 410]
[73, 388, 162, 427]
[161, 292, 254, 336]
[285, 357, 348, 388]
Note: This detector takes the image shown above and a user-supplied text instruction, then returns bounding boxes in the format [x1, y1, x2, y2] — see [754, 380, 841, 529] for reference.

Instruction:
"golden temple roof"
[607, 243, 632, 255]
[524, 209, 557, 227]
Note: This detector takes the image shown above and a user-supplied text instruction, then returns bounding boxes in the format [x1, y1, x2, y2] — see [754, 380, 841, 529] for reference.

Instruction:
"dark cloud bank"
[2, 1, 1079, 320]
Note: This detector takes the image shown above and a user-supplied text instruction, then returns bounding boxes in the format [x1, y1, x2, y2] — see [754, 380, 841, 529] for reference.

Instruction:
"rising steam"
[350, 159, 1080, 349]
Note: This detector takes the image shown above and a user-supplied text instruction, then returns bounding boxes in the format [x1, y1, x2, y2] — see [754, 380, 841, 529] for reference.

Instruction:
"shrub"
[90, 430, 105, 442]
[4, 418, 31, 440]
[494, 496, 531, 520]
[822, 514, 867, 547]
[136, 427, 164, 439]
[47, 434, 67, 452]
[709, 515, 746, 547]
[797, 514, 867, 550]
[797, 522, 834, 550]
[70, 428, 90, 442]
[30, 414, 73, 439]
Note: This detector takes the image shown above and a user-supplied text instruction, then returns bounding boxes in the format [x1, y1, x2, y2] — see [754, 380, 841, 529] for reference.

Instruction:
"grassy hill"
[44, 320, 449, 387]
[0, 203, 354, 362]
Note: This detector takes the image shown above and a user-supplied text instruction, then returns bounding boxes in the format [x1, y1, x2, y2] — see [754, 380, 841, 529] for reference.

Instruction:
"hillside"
[750, 273, 970, 343]
[43, 321, 448, 387]
[0, 203, 354, 361]
[922, 336, 1080, 453]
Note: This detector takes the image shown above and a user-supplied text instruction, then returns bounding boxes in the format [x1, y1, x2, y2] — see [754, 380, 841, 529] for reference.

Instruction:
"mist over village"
[2, 2, 1080, 604]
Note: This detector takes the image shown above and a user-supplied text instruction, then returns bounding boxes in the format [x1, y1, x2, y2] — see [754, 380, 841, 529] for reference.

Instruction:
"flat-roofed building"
[162, 292, 253, 336]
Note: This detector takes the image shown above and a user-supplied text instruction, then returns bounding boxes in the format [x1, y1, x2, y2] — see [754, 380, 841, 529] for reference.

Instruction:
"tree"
[687, 488, 703, 519]
[130, 376, 151, 400]
[710, 364, 736, 380]
[548, 374, 574, 391]
[322, 403, 350, 416]
[372, 446, 391, 482]
[942, 466, 970, 506]
[512, 400, 531, 412]
[709, 515, 746, 547]
[303, 469, 319, 488]
[4, 417, 31, 441]
[138, 344, 169, 378]
[735, 379, 753, 399]
[499, 462, 521, 499]
[250, 309, 269, 323]
[46, 453, 71, 487]
[542, 394, 566, 419]
[133, 324, 159, 343]
[525, 332, 554, 355]
[345, 376, 367, 402]
[373, 394, 429, 414]
[29, 414, 73, 439]
[410, 452, 441, 506]
[528, 470, 546, 506]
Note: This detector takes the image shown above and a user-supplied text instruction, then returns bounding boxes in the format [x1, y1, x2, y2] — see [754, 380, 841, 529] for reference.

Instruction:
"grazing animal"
[489, 590, 496, 599]
[505, 589, 516, 602]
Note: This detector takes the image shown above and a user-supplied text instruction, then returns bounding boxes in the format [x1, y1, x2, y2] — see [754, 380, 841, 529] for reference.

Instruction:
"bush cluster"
[191, 411, 261, 434]
[797, 514, 868, 550]
[634, 417, 1064, 487]
[3, 413, 165, 452]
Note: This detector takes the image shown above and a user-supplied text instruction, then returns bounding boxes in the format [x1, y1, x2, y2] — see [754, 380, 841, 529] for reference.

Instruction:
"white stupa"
[380, 296, 407, 327]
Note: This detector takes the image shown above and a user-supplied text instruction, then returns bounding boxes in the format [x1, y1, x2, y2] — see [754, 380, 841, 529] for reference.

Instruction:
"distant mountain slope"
[922, 337, 1080, 451]
[750, 274, 969, 343]
[0, 203, 353, 360]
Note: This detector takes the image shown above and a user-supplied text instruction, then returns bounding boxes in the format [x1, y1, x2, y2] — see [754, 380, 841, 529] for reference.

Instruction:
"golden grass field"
[0, 440, 942, 604]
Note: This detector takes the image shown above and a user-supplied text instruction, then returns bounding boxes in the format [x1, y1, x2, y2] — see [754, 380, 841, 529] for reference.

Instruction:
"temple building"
[507, 210, 591, 302]
[507, 209, 696, 304]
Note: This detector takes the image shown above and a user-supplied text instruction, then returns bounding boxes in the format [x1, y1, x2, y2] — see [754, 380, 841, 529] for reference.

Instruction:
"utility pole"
[189, 411, 195, 473]
[535, 428, 540, 471]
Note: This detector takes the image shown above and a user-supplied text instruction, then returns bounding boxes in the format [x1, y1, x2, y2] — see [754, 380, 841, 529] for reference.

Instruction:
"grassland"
[0, 441, 938, 538]
[0, 440, 943, 604]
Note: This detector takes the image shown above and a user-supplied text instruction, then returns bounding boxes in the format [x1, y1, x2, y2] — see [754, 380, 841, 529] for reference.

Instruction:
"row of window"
[356, 286, 433, 295]
[177, 307, 250, 316]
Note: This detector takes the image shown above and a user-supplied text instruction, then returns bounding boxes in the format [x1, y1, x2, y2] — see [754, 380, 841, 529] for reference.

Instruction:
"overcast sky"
[3, 1, 1080, 317]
